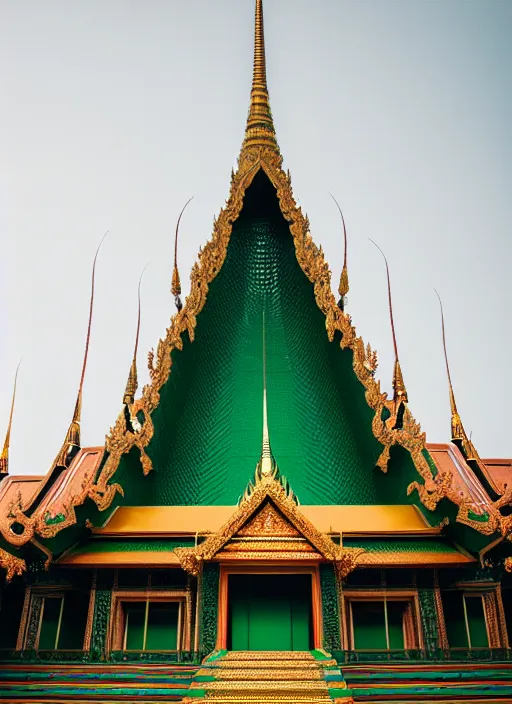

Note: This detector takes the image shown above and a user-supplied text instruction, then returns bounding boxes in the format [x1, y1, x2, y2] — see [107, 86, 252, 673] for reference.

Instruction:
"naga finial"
[0, 360, 22, 475]
[123, 264, 149, 418]
[330, 194, 349, 309]
[54, 231, 107, 468]
[435, 290, 464, 442]
[370, 239, 408, 406]
[171, 196, 194, 312]
[241, 0, 280, 154]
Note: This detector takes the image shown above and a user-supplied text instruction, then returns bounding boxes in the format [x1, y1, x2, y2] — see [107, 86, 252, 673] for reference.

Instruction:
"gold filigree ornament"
[174, 470, 365, 579]
[0, 547, 26, 582]
[505, 557, 512, 573]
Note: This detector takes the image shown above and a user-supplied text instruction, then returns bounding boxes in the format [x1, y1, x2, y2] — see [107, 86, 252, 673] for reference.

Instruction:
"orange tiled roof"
[482, 458, 512, 495]
[426, 442, 493, 514]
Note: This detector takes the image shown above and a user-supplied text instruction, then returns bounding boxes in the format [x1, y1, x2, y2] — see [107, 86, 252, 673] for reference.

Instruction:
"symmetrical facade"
[1, 1, 511, 702]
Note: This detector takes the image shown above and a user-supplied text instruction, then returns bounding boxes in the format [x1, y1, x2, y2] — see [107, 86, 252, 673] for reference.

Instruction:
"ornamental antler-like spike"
[171, 196, 194, 312]
[435, 289, 464, 442]
[330, 194, 349, 309]
[241, 0, 280, 154]
[370, 239, 408, 406]
[123, 263, 149, 413]
[54, 231, 107, 469]
[0, 360, 22, 475]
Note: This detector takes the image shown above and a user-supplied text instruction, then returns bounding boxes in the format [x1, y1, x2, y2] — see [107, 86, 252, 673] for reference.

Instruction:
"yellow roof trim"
[94, 504, 437, 538]
[57, 550, 181, 567]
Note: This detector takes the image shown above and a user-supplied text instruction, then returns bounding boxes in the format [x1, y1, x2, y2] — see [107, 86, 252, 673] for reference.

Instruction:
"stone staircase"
[184, 650, 351, 703]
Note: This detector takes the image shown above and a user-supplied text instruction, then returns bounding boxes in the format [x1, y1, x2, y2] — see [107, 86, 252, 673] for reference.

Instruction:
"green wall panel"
[200, 563, 219, 655]
[319, 564, 341, 650]
[91, 570, 114, 657]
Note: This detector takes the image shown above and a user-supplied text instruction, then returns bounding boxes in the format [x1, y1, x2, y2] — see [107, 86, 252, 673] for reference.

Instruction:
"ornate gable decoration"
[174, 472, 364, 579]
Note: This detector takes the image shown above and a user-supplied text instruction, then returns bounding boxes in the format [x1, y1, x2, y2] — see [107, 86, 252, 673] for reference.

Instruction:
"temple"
[1, 1, 512, 702]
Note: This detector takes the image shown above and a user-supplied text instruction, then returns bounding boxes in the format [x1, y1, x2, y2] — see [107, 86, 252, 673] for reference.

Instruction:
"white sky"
[1, 0, 511, 477]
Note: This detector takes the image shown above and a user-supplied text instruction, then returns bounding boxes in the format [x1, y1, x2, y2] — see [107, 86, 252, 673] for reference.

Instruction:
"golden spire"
[0, 361, 21, 475]
[259, 310, 275, 477]
[171, 196, 194, 312]
[435, 290, 464, 442]
[240, 311, 298, 505]
[241, 0, 279, 154]
[330, 194, 349, 309]
[370, 240, 408, 405]
[54, 232, 107, 468]
[123, 264, 148, 407]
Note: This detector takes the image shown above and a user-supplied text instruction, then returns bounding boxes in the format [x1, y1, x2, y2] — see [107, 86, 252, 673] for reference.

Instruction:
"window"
[35, 591, 90, 650]
[442, 591, 489, 648]
[121, 600, 182, 651]
[0, 586, 25, 649]
[502, 587, 512, 645]
[345, 596, 420, 651]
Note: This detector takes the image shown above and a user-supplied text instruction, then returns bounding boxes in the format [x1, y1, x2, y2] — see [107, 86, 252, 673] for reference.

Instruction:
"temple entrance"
[227, 573, 312, 651]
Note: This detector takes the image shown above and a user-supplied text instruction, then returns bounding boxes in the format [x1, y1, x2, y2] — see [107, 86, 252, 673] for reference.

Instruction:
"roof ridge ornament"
[370, 239, 408, 408]
[435, 289, 465, 443]
[123, 264, 149, 427]
[241, 0, 280, 155]
[54, 231, 107, 469]
[240, 311, 298, 505]
[171, 197, 194, 312]
[0, 360, 22, 475]
[329, 194, 349, 310]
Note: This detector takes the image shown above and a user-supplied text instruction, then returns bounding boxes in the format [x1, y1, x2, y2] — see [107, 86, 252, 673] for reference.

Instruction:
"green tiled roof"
[345, 538, 460, 554]
[107, 172, 424, 508]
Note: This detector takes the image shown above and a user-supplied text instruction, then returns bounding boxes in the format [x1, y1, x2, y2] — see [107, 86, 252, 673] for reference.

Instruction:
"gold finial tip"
[392, 358, 408, 404]
[242, 0, 279, 154]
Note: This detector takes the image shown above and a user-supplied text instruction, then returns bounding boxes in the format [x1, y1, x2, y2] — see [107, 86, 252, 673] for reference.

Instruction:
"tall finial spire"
[242, 0, 279, 154]
[54, 232, 107, 469]
[370, 240, 408, 405]
[171, 197, 194, 312]
[435, 290, 464, 442]
[123, 264, 149, 410]
[0, 361, 21, 475]
[330, 195, 349, 310]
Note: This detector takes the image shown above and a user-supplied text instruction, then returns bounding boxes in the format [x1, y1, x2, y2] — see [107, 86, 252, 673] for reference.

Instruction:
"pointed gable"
[174, 474, 364, 577]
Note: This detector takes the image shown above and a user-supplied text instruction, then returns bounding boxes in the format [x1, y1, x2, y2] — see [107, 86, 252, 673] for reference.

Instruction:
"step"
[191, 679, 330, 693]
[185, 697, 335, 703]
[199, 667, 323, 681]
[207, 658, 323, 669]
[221, 650, 315, 661]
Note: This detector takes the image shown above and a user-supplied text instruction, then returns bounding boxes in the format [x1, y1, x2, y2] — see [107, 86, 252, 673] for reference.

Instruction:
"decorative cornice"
[0, 547, 25, 582]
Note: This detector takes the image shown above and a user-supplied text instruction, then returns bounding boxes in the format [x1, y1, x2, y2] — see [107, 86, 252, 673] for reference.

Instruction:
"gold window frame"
[23, 584, 95, 651]
[440, 585, 502, 649]
[342, 589, 423, 651]
[109, 589, 192, 653]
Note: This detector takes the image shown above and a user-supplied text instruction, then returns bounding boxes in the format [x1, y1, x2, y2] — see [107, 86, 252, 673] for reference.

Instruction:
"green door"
[228, 574, 312, 651]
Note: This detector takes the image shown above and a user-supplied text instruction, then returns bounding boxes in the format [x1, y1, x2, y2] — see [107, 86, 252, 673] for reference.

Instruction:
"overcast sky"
[1, 0, 511, 479]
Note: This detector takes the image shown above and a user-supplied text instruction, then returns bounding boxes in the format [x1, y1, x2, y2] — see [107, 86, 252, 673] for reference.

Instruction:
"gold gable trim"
[174, 472, 364, 579]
